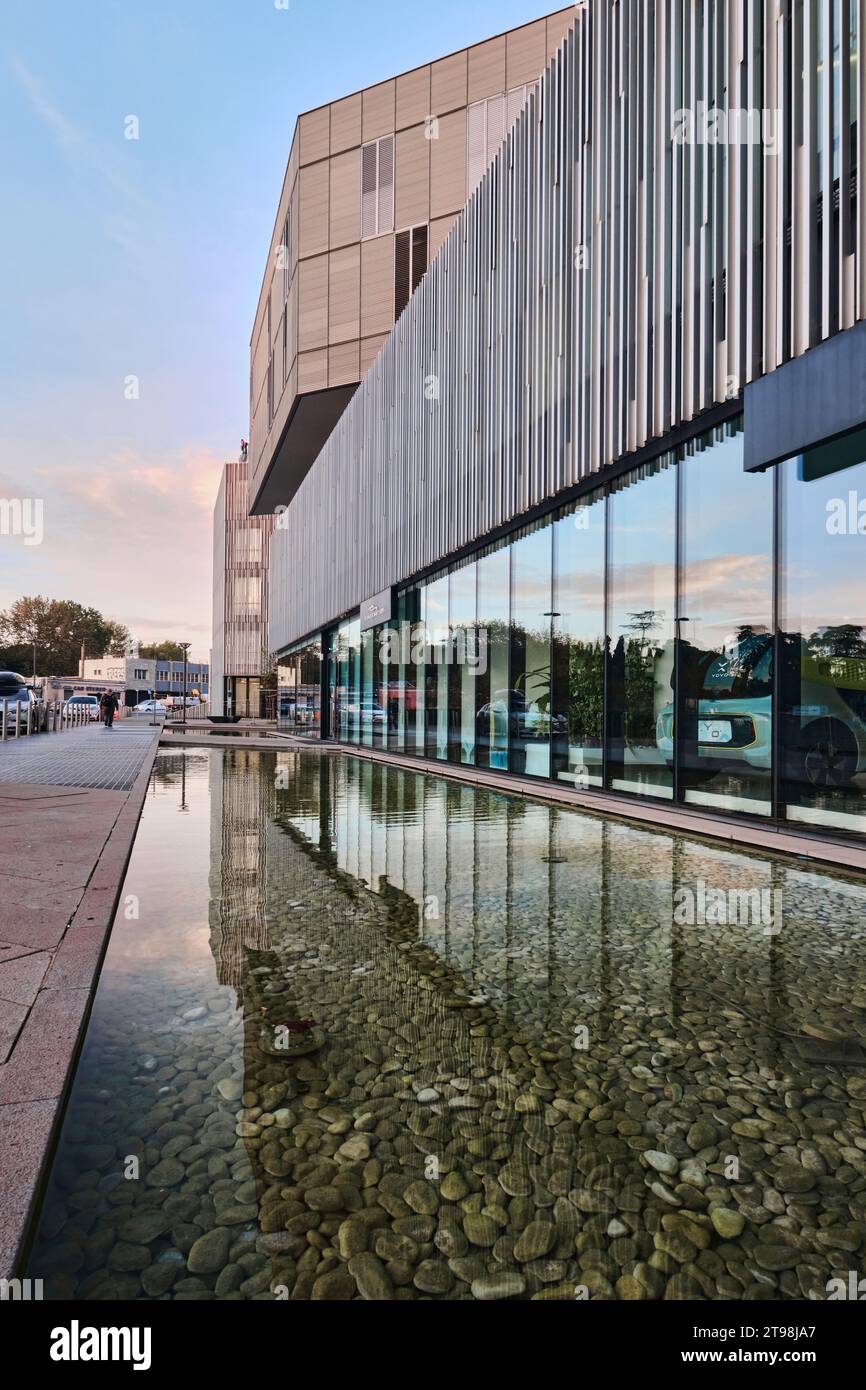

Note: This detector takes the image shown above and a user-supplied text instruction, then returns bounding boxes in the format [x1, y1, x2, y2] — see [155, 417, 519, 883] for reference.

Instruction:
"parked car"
[63, 694, 101, 722]
[0, 672, 45, 731]
[133, 699, 167, 714]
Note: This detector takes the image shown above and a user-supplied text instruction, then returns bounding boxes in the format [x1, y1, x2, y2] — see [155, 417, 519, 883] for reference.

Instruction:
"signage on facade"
[359, 587, 392, 631]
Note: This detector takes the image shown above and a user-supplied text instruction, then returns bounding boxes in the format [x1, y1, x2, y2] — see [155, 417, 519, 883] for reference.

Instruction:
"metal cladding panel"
[269, 2, 866, 654]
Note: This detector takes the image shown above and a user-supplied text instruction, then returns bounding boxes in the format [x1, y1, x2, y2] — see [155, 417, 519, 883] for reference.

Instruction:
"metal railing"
[0, 699, 101, 741]
[164, 701, 211, 723]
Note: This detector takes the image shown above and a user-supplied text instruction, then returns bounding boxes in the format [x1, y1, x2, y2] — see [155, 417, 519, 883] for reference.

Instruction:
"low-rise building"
[80, 657, 209, 704]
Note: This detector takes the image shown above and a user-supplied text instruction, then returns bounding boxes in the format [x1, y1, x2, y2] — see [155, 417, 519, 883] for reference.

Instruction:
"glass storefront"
[298, 418, 866, 840]
[780, 432, 866, 835]
[607, 463, 677, 799]
[276, 638, 322, 736]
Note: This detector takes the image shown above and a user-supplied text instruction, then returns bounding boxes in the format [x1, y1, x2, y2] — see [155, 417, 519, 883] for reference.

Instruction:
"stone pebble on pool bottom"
[27, 827, 866, 1303]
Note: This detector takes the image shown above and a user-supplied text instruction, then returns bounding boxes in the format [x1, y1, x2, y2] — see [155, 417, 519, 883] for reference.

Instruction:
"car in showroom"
[655, 631, 866, 788]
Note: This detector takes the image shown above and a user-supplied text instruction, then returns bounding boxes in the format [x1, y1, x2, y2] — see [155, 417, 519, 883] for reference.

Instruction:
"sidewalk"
[0, 721, 161, 1278]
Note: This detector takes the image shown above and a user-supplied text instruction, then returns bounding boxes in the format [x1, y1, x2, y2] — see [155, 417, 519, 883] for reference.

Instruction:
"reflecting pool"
[27, 747, 866, 1301]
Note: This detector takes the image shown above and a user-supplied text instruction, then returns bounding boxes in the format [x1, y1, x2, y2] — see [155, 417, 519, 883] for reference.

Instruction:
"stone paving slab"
[0, 721, 160, 1278]
[0, 1099, 59, 1273]
[0, 951, 51, 1008]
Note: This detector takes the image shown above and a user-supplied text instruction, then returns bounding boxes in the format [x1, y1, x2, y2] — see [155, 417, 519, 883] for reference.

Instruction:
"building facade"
[248, 7, 576, 515]
[80, 657, 209, 705]
[212, 459, 275, 717]
[266, 2, 866, 851]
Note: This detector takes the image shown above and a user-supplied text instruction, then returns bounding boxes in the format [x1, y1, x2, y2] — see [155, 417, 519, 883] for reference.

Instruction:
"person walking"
[99, 688, 119, 729]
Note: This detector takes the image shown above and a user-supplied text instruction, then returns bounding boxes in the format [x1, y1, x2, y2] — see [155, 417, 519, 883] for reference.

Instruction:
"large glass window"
[347, 619, 361, 745]
[475, 545, 510, 770]
[396, 586, 420, 752]
[678, 429, 773, 814]
[277, 639, 321, 735]
[423, 574, 449, 760]
[607, 463, 677, 798]
[510, 522, 553, 779]
[448, 561, 477, 764]
[359, 628, 376, 747]
[551, 494, 605, 787]
[780, 432, 866, 834]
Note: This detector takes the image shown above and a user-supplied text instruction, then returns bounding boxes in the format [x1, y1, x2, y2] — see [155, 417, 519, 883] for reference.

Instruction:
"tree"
[0, 597, 131, 675]
[138, 641, 185, 661]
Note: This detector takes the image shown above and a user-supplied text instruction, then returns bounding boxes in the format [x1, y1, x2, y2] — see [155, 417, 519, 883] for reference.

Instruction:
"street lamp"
[179, 642, 191, 732]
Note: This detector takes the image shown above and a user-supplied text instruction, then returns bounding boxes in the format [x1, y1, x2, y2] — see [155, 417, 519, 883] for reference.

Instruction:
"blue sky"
[0, 0, 552, 660]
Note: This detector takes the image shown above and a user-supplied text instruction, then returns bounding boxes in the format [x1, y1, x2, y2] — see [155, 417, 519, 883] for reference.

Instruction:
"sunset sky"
[0, 0, 542, 662]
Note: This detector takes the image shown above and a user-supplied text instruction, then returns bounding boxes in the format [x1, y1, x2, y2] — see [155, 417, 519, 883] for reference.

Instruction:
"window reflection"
[509, 523, 553, 779]
[607, 464, 677, 798]
[551, 496, 605, 787]
[277, 638, 322, 735]
[781, 436, 866, 833]
[313, 417, 866, 842]
[678, 432, 773, 814]
[475, 546, 510, 770]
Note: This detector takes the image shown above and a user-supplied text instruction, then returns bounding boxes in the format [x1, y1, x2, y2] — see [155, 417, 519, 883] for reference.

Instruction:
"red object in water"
[284, 1019, 315, 1033]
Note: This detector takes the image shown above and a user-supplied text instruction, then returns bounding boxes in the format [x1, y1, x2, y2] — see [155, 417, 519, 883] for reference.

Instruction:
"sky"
[0, 0, 553, 663]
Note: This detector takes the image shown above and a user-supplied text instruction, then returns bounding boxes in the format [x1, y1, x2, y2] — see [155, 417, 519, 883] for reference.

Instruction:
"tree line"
[0, 596, 187, 675]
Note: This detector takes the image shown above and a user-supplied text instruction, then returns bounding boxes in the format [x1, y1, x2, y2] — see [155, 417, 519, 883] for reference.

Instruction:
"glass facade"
[276, 638, 322, 736]
[780, 432, 866, 835]
[301, 419, 866, 840]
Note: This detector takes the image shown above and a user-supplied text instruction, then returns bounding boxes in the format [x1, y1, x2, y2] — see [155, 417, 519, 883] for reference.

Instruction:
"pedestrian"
[99, 688, 119, 729]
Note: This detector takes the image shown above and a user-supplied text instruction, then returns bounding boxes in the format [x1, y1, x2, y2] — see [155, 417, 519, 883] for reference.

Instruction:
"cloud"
[0, 446, 226, 657]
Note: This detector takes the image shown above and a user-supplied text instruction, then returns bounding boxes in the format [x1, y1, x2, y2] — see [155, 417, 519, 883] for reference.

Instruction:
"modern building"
[263, 3, 866, 859]
[80, 656, 209, 705]
[248, 6, 577, 515]
[212, 458, 275, 717]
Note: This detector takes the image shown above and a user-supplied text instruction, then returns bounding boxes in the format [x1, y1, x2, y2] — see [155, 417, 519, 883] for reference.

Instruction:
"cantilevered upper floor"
[247, 6, 576, 515]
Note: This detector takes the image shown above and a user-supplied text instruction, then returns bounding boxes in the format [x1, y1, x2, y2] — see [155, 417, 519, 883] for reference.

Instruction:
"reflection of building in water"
[268, 748, 866, 1068]
[208, 749, 274, 988]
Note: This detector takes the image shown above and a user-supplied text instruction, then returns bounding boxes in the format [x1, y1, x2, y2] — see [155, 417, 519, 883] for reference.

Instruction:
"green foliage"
[0, 596, 131, 674]
[138, 640, 185, 661]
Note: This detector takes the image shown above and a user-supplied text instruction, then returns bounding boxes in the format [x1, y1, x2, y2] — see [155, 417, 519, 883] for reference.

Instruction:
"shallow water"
[27, 746, 866, 1301]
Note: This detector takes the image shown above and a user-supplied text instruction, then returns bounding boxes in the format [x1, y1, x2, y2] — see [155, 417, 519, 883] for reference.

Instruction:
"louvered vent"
[361, 142, 377, 239]
[395, 230, 411, 318]
[411, 224, 428, 294]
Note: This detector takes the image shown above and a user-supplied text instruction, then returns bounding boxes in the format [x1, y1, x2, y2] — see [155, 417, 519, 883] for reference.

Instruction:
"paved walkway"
[0, 721, 157, 789]
[0, 721, 161, 1277]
